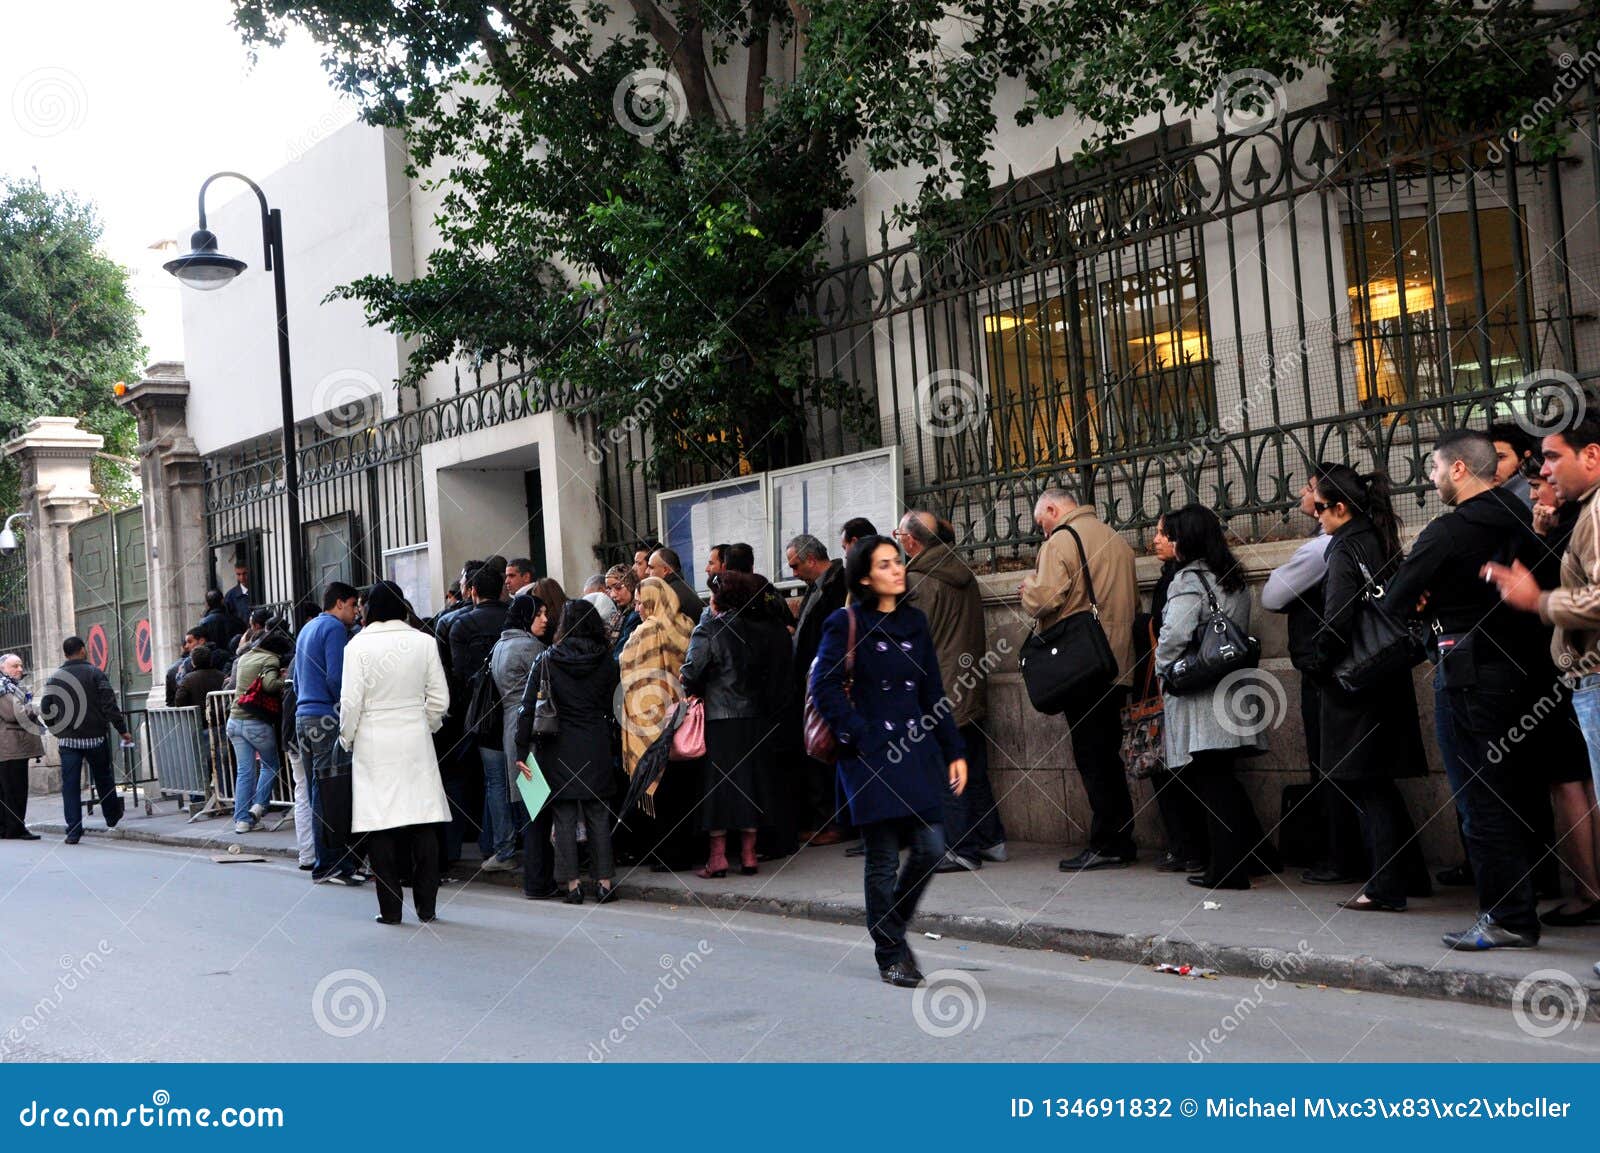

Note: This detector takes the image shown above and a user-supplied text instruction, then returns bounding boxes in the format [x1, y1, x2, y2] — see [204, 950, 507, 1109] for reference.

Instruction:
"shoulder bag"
[1162, 572, 1261, 696]
[234, 667, 282, 722]
[670, 697, 706, 760]
[1018, 524, 1119, 715]
[528, 658, 560, 738]
[1120, 619, 1166, 779]
[802, 607, 856, 765]
[464, 653, 502, 743]
[1331, 560, 1424, 694]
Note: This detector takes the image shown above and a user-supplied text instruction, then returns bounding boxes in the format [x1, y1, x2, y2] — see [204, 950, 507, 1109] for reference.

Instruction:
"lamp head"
[163, 228, 247, 291]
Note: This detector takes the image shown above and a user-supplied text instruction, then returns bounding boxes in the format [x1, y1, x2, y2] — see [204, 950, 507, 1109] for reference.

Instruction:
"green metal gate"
[69, 506, 151, 708]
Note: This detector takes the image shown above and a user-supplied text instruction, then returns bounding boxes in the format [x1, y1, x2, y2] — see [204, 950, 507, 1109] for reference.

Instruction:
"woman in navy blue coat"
[810, 535, 968, 988]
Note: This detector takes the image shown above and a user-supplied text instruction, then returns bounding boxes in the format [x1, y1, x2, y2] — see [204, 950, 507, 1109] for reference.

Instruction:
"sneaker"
[933, 849, 981, 874]
[297, 863, 314, 871]
[321, 873, 363, 887]
[233, 819, 254, 834]
[480, 855, 519, 873]
[1441, 913, 1538, 951]
[973, 841, 1008, 863]
[249, 803, 267, 820]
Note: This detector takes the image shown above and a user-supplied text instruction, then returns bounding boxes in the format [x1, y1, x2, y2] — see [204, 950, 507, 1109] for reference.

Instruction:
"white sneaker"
[249, 803, 267, 820]
[480, 856, 518, 873]
[233, 819, 254, 834]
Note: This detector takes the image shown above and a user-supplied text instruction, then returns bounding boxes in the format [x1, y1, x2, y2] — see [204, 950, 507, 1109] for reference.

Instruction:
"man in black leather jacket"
[40, 636, 132, 843]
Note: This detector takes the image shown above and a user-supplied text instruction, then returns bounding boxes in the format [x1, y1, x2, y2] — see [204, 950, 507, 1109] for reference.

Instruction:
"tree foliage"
[229, 0, 1598, 480]
[0, 178, 145, 514]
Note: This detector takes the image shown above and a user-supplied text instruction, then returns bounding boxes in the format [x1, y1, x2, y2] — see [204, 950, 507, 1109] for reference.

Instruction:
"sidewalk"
[28, 800, 1600, 1018]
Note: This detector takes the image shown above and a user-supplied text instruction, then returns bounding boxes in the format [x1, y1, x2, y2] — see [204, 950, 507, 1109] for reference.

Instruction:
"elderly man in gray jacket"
[900, 511, 1008, 871]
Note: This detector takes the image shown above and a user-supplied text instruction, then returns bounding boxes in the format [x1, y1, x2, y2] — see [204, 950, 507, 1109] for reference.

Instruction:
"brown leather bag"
[802, 607, 856, 765]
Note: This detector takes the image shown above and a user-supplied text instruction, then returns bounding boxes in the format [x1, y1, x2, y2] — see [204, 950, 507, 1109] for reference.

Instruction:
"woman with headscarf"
[515, 599, 621, 904]
[680, 571, 795, 878]
[491, 594, 556, 898]
[618, 577, 696, 868]
[341, 580, 451, 925]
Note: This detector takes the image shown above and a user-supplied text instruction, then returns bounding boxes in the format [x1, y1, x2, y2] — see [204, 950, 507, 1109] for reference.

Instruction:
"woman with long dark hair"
[810, 536, 968, 988]
[516, 599, 620, 904]
[679, 571, 793, 877]
[1302, 465, 1431, 911]
[1154, 505, 1272, 889]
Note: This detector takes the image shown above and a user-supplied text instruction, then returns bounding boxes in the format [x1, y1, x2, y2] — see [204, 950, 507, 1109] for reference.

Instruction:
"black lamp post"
[164, 172, 304, 610]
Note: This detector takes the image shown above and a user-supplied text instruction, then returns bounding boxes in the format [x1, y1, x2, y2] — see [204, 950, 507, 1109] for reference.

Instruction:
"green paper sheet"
[515, 757, 552, 819]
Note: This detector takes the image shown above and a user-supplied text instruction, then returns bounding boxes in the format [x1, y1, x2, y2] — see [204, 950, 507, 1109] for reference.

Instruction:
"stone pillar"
[116, 363, 208, 705]
[2, 416, 104, 682]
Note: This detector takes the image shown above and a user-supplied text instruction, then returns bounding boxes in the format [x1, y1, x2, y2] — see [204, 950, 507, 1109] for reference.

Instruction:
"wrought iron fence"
[0, 537, 30, 672]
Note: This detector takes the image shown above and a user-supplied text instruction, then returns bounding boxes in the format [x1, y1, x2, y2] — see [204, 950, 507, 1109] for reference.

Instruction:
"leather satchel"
[1019, 524, 1119, 715]
[1162, 572, 1261, 696]
[1332, 560, 1423, 694]
[670, 697, 706, 760]
[803, 607, 856, 765]
[528, 659, 560, 737]
[1120, 619, 1165, 779]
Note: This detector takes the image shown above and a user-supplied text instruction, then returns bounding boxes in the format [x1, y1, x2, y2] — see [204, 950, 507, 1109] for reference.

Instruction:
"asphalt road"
[0, 837, 1594, 1062]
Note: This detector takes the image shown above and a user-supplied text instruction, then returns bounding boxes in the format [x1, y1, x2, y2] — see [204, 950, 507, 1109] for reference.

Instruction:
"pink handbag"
[670, 697, 705, 760]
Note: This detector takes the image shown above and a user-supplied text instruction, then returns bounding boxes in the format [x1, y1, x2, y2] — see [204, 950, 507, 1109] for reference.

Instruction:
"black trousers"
[553, 797, 615, 885]
[1302, 677, 1364, 874]
[1065, 687, 1135, 858]
[366, 824, 440, 923]
[0, 757, 29, 836]
[1184, 749, 1267, 886]
[1447, 686, 1541, 937]
[314, 772, 360, 880]
[519, 801, 555, 895]
[1152, 769, 1208, 863]
[1349, 778, 1428, 907]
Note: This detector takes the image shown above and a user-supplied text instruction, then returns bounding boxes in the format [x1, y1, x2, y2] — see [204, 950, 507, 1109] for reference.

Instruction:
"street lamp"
[165, 172, 304, 609]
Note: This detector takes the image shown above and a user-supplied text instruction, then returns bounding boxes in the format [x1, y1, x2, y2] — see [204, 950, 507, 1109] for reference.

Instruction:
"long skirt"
[697, 715, 780, 833]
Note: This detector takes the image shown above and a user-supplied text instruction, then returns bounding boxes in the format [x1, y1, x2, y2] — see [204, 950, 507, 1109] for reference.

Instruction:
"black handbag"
[1019, 524, 1119, 716]
[1332, 560, 1424, 694]
[528, 658, 560, 738]
[464, 654, 502, 743]
[1162, 571, 1261, 696]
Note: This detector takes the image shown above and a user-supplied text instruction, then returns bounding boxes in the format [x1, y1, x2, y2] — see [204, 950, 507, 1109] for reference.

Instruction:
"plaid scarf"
[618, 611, 692, 791]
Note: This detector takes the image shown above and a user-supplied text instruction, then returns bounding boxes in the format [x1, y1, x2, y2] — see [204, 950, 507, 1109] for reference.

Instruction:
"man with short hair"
[1490, 422, 1536, 507]
[505, 558, 536, 597]
[788, 533, 848, 843]
[582, 573, 618, 625]
[451, 564, 517, 871]
[706, 544, 730, 581]
[632, 542, 659, 585]
[1019, 487, 1139, 871]
[40, 636, 132, 844]
[294, 581, 363, 885]
[225, 561, 252, 627]
[900, 510, 1007, 871]
[196, 588, 243, 649]
[1390, 431, 1548, 948]
[840, 517, 876, 557]
[649, 546, 705, 622]
[165, 628, 209, 705]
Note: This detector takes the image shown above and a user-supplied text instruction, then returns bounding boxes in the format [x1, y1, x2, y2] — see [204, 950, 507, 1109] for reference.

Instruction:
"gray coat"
[1155, 562, 1267, 769]
[490, 629, 544, 786]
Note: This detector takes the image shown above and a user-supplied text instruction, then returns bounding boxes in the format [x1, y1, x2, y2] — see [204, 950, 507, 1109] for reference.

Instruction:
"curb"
[32, 821, 1600, 1020]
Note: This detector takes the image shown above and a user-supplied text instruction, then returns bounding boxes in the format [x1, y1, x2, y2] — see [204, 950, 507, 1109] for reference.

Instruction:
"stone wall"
[977, 538, 1461, 863]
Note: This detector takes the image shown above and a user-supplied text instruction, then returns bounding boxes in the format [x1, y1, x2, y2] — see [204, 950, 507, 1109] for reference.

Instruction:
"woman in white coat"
[340, 580, 451, 925]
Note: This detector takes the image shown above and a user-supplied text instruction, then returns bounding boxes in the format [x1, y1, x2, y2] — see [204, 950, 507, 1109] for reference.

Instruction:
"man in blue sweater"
[294, 581, 361, 884]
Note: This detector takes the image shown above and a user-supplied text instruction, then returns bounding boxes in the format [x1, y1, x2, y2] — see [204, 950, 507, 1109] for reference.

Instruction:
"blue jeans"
[59, 740, 123, 838]
[861, 817, 946, 970]
[1434, 672, 1470, 834]
[479, 747, 516, 861]
[1571, 675, 1600, 799]
[226, 717, 279, 821]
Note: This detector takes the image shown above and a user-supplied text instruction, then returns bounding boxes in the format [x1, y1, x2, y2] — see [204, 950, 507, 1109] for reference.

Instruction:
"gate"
[0, 539, 30, 673]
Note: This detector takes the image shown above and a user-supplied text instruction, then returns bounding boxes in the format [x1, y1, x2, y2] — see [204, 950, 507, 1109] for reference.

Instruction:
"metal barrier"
[205, 691, 295, 828]
[143, 705, 221, 821]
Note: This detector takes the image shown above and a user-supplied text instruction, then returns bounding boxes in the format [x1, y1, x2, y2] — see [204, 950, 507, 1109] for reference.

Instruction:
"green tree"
[0, 177, 145, 514]
[229, 1, 1597, 480]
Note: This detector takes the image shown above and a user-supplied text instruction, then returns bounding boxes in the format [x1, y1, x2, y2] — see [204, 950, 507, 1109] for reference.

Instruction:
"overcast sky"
[1, 0, 358, 366]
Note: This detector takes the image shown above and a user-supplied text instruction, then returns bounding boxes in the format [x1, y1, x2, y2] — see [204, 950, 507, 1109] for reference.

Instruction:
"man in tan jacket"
[1018, 487, 1139, 871]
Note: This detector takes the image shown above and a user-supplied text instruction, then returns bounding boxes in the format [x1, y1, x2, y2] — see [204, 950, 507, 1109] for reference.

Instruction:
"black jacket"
[793, 559, 847, 676]
[666, 572, 705, 623]
[195, 609, 242, 650]
[514, 634, 620, 801]
[1385, 486, 1547, 681]
[40, 659, 128, 742]
[449, 600, 510, 687]
[682, 612, 794, 722]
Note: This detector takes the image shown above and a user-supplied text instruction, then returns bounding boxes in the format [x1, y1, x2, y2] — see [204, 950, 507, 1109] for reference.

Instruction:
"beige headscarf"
[619, 577, 694, 779]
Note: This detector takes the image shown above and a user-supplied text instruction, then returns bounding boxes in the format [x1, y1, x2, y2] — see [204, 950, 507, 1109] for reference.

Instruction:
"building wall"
[181, 120, 413, 456]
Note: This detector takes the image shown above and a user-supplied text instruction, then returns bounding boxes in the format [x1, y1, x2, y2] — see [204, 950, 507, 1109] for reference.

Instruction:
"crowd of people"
[3, 416, 1600, 984]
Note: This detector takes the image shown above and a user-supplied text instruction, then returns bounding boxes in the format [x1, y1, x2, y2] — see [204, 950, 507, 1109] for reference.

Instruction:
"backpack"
[463, 655, 502, 746]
